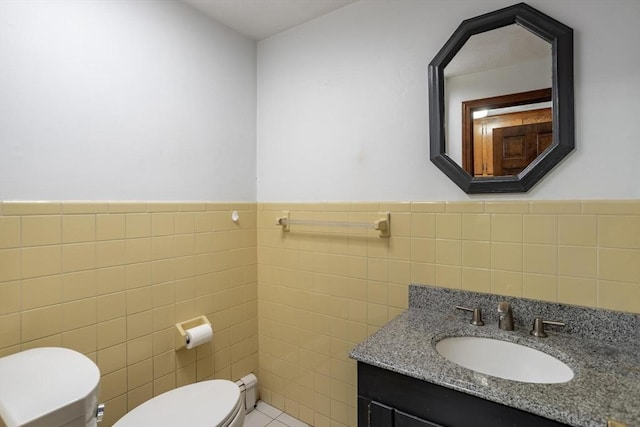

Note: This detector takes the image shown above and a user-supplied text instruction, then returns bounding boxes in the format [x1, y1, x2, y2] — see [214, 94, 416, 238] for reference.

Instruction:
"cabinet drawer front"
[367, 401, 443, 427]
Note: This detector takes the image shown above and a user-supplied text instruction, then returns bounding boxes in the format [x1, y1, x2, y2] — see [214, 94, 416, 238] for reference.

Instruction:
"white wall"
[257, 0, 640, 201]
[0, 0, 257, 201]
[3, 0, 638, 202]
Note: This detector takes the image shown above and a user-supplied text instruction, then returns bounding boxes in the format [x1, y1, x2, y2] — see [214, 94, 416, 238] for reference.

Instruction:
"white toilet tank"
[0, 347, 102, 427]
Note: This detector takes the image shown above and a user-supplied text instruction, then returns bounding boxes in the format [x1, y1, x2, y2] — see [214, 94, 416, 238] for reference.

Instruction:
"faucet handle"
[455, 306, 485, 326]
[530, 316, 565, 338]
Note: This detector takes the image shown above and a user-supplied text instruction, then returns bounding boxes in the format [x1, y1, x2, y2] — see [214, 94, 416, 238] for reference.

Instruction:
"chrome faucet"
[497, 301, 514, 331]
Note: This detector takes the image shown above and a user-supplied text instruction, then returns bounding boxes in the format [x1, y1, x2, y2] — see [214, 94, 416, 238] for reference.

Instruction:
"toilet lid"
[113, 380, 241, 427]
[0, 347, 100, 427]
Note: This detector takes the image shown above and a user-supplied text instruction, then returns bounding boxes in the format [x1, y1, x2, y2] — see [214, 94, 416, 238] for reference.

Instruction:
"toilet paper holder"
[175, 316, 211, 351]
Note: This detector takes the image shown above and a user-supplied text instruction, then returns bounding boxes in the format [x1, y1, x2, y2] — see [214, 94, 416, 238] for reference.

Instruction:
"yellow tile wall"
[1, 199, 639, 427]
[0, 201, 258, 426]
[256, 200, 640, 427]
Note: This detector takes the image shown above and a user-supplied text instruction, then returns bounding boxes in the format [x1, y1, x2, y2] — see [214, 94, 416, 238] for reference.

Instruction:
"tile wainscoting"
[0, 201, 258, 426]
[256, 200, 639, 426]
[1, 199, 638, 426]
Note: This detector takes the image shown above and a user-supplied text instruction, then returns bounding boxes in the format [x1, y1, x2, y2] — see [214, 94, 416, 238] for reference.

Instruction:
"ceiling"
[181, 0, 359, 40]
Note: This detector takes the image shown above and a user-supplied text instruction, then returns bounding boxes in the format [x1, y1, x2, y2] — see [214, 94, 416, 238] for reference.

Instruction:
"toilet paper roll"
[239, 373, 257, 388]
[185, 324, 213, 349]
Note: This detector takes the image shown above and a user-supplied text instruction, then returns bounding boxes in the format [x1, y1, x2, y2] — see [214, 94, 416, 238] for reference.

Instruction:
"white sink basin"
[435, 336, 574, 384]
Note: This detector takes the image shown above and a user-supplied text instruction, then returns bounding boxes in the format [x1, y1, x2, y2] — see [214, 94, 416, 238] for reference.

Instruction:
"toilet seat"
[113, 380, 243, 427]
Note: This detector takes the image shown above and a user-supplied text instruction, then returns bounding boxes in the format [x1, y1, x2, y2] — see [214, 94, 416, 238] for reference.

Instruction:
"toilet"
[0, 346, 251, 427]
[0, 347, 102, 427]
[112, 380, 245, 427]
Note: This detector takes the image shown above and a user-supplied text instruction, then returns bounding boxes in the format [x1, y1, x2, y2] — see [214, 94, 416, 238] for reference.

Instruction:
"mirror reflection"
[428, 2, 574, 194]
[444, 24, 552, 177]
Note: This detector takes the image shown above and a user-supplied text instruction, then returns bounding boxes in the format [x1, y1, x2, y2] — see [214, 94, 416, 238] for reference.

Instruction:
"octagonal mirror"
[429, 3, 574, 193]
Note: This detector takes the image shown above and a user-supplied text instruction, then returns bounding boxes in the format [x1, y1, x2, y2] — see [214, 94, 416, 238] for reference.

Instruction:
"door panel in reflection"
[493, 121, 553, 176]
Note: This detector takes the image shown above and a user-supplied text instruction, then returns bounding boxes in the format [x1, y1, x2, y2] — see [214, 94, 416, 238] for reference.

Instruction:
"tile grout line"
[245, 401, 307, 427]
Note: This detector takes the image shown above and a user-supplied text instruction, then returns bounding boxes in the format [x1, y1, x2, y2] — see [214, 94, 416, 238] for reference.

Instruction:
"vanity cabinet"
[357, 362, 569, 427]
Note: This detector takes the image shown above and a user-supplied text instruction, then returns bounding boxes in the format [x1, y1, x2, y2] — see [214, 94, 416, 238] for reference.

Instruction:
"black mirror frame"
[428, 2, 574, 193]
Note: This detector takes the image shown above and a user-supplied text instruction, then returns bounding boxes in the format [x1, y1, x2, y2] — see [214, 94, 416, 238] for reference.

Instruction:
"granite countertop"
[349, 285, 640, 427]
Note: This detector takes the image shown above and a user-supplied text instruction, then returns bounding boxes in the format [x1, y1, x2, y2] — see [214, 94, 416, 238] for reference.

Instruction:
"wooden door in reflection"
[492, 121, 553, 176]
[472, 108, 552, 176]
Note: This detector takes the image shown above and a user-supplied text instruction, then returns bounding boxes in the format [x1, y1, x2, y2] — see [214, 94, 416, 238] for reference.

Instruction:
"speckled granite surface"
[350, 284, 640, 427]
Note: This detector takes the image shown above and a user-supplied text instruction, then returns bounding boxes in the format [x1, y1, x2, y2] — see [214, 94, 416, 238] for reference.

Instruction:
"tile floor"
[244, 401, 309, 427]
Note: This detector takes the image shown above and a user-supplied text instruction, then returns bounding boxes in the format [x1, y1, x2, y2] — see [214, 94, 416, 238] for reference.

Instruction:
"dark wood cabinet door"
[358, 362, 569, 427]
[366, 401, 443, 427]
[395, 410, 444, 427]
[369, 401, 394, 427]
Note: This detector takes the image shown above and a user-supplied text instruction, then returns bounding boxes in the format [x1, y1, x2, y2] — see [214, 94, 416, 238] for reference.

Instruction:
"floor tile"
[245, 401, 306, 427]
[276, 412, 309, 427]
[256, 401, 283, 419]
[244, 410, 273, 427]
